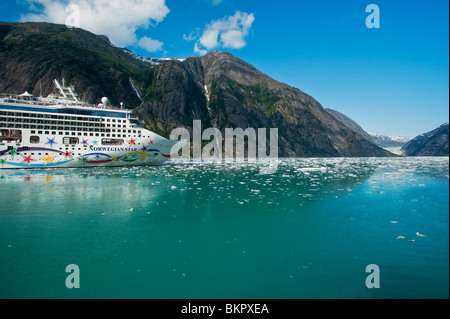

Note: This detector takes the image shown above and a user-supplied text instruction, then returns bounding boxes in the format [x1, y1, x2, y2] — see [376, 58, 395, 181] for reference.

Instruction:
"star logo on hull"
[22, 155, 34, 166]
[8, 148, 18, 159]
[43, 154, 56, 165]
[46, 137, 57, 148]
[64, 150, 73, 159]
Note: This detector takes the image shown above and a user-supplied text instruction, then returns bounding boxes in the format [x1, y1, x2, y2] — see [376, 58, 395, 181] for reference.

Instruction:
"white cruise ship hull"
[0, 80, 186, 169]
[0, 137, 186, 169]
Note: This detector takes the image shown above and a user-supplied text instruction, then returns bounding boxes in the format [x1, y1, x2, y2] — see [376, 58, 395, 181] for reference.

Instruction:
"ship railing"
[0, 93, 128, 111]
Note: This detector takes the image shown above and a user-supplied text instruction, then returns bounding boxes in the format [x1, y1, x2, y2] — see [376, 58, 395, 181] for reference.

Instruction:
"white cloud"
[138, 36, 163, 52]
[20, 0, 169, 52]
[183, 27, 200, 42]
[191, 11, 255, 55]
[194, 43, 208, 56]
[211, 0, 224, 5]
[199, 28, 220, 49]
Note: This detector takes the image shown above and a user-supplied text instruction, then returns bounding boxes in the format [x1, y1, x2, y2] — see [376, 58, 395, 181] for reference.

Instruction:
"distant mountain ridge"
[368, 132, 411, 148]
[324, 108, 374, 143]
[324, 108, 414, 154]
[401, 123, 449, 156]
[0, 21, 394, 158]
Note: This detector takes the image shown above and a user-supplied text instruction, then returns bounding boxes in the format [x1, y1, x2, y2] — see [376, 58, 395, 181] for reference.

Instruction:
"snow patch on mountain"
[123, 49, 185, 66]
[368, 132, 411, 148]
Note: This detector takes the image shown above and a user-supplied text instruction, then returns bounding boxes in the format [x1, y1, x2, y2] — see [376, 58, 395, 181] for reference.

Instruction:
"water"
[0, 157, 448, 299]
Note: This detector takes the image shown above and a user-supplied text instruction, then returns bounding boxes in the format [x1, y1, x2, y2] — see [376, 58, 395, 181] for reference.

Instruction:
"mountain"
[401, 123, 449, 156]
[0, 21, 149, 108]
[368, 132, 410, 148]
[324, 108, 374, 143]
[135, 51, 394, 157]
[0, 21, 394, 158]
[323, 108, 410, 152]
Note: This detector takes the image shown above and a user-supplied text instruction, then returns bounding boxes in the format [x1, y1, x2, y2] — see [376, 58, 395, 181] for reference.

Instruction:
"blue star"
[92, 140, 98, 145]
[142, 145, 148, 152]
[82, 139, 89, 146]
[46, 137, 57, 148]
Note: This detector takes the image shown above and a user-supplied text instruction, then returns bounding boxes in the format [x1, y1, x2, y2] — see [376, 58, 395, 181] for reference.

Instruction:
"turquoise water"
[0, 157, 448, 299]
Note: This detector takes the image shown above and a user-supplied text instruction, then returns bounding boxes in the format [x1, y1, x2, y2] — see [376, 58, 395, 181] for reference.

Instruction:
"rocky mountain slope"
[0, 21, 393, 157]
[136, 51, 393, 157]
[0, 21, 149, 107]
[324, 108, 374, 143]
[401, 123, 449, 156]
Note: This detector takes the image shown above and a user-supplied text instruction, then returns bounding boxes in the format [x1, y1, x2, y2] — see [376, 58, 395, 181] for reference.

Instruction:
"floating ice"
[416, 232, 427, 237]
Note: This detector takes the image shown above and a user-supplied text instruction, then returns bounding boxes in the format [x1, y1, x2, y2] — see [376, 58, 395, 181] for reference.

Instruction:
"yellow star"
[43, 154, 56, 165]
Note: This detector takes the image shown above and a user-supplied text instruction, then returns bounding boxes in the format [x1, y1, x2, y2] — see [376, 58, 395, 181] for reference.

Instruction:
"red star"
[22, 155, 33, 165]
[129, 138, 136, 145]
[149, 140, 154, 145]
[64, 150, 73, 159]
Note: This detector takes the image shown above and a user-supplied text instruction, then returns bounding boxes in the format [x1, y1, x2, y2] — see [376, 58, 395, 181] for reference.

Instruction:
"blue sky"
[0, 0, 448, 137]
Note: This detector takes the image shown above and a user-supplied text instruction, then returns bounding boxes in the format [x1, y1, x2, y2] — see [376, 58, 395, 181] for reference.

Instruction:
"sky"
[0, 0, 448, 137]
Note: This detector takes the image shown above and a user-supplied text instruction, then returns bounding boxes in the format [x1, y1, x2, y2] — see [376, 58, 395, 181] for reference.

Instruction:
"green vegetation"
[237, 80, 280, 118]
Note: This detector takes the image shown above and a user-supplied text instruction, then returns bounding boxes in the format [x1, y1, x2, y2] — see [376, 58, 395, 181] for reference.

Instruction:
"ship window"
[102, 138, 124, 145]
[45, 131, 49, 135]
[30, 136, 40, 144]
[31, 130, 35, 134]
[38, 131, 42, 134]
[63, 137, 79, 145]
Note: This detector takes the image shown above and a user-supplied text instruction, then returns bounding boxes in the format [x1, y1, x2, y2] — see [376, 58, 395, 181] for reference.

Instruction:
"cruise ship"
[0, 80, 186, 169]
